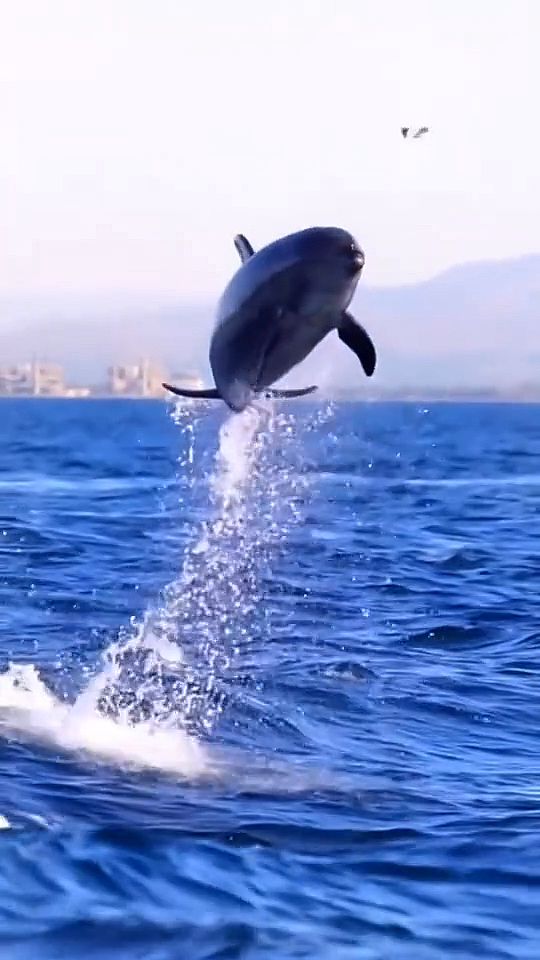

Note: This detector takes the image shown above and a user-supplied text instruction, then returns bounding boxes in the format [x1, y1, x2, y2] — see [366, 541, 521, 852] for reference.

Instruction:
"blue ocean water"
[0, 396, 539, 959]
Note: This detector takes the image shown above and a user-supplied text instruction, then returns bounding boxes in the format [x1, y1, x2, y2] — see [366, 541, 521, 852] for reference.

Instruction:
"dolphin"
[163, 226, 376, 413]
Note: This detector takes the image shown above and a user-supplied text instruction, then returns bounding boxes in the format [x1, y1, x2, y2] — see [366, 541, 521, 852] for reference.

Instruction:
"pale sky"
[0, 0, 538, 301]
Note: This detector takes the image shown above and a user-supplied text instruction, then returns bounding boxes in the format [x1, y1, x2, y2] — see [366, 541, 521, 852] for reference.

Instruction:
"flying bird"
[401, 126, 429, 139]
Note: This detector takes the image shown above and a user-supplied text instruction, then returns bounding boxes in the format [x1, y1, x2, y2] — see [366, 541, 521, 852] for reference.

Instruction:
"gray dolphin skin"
[163, 226, 376, 413]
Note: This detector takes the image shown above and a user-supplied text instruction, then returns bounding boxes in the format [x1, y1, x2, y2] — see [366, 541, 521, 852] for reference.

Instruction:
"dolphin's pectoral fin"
[233, 233, 255, 263]
[261, 385, 318, 399]
[338, 312, 377, 377]
[162, 382, 222, 400]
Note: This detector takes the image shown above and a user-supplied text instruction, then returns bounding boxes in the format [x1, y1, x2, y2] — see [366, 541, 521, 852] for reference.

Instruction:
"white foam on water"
[0, 396, 329, 778]
[0, 663, 207, 777]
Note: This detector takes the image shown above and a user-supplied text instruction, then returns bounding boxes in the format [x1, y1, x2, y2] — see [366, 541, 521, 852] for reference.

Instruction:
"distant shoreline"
[1, 394, 540, 405]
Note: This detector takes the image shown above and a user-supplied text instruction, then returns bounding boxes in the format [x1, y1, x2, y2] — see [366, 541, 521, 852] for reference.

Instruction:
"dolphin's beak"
[352, 249, 365, 274]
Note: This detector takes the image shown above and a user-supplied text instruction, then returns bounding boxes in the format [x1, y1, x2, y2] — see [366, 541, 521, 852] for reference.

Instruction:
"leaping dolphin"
[163, 226, 376, 413]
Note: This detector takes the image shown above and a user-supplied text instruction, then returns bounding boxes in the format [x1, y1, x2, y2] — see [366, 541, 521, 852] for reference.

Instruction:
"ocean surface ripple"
[0, 397, 539, 959]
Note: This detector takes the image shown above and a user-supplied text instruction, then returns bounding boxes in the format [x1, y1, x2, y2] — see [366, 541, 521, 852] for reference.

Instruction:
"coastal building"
[107, 359, 166, 397]
[0, 361, 65, 396]
[107, 361, 204, 397]
[64, 387, 91, 398]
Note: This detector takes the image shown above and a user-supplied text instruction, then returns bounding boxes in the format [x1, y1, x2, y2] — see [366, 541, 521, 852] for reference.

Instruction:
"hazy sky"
[0, 0, 538, 301]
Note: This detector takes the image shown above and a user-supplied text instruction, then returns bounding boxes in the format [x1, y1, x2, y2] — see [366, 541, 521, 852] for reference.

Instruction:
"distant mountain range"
[0, 253, 539, 388]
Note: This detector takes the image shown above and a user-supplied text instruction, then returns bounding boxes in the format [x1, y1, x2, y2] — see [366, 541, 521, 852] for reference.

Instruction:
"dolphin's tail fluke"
[162, 382, 221, 400]
[261, 385, 318, 399]
[162, 381, 318, 405]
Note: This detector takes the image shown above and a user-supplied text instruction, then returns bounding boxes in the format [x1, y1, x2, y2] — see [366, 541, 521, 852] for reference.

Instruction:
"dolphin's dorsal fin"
[233, 233, 255, 263]
[337, 312, 376, 377]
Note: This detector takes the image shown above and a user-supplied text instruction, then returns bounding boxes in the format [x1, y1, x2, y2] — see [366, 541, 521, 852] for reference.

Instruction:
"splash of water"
[138, 398, 313, 734]
[91, 397, 321, 739]
[0, 396, 330, 775]
[0, 662, 207, 777]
